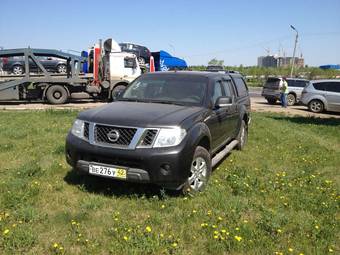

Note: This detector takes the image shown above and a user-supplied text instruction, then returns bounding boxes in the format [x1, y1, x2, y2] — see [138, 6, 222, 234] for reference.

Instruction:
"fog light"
[160, 164, 171, 175]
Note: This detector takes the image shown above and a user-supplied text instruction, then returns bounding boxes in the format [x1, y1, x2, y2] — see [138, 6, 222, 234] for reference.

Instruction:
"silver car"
[261, 77, 309, 106]
[300, 79, 340, 113]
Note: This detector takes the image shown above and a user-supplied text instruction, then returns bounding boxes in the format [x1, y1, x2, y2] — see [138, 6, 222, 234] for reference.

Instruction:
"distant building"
[257, 55, 304, 68]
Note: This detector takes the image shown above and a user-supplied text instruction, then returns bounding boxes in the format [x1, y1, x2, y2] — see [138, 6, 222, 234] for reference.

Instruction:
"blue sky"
[0, 0, 339, 66]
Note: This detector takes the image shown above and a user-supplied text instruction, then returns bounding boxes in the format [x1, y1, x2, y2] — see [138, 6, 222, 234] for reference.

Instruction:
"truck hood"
[78, 101, 205, 127]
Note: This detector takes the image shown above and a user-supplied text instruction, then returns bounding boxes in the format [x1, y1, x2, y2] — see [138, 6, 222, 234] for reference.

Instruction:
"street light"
[290, 25, 299, 77]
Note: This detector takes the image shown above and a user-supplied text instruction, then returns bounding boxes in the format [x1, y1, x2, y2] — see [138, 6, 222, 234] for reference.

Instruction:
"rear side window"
[232, 77, 248, 97]
[313, 82, 326, 91]
[324, 82, 340, 93]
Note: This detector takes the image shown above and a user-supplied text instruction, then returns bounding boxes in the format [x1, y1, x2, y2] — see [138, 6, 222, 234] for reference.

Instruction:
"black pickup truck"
[65, 71, 251, 193]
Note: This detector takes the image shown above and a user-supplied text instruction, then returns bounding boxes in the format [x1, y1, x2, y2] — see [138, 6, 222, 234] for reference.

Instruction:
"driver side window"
[212, 81, 223, 106]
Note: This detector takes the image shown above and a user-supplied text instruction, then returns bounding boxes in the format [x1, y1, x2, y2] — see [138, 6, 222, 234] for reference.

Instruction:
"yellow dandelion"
[53, 243, 58, 248]
[243, 220, 248, 223]
[123, 236, 128, 241]
[172, 242, 178, 248]
[214, 230, 219, 235]
[145, 226, 152, 232]
[3, 229, 10, 235]
[161, 204, 165, 209]
[315, 225, 319, 229]
[329, 248, 333, 252]
[235, 227, 240, 231]
[277, 229, 282, 233]
[299, 253, 304, 255]
[288, 247, 294, 252]
[234, 235, 242, 242]
[59, 246, 63, 250]
[160, 233, 164, 238]
[218, 216, 223, 221]
[192, 210, 197, 213]
[213, 235, 218, 239]
[221, 229, 226, 233]
[212, 225, 217, 228]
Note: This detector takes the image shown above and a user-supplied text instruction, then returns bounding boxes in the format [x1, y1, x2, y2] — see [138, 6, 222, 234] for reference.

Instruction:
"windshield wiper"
[150, 100, 186, 106]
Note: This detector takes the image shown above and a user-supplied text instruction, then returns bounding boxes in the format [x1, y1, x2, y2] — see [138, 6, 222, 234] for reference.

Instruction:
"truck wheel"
[111, 85, 126, 100]
[266, 98, 277, 104]
[308, 99, 324, 113]
[236, 120, 248, 150]
[287, 93, 296, 106]
[12, 65, 24, 75]
[182, 146, 211, 195]
[57, 64, 67, 74]
[46, 85, 68, 104]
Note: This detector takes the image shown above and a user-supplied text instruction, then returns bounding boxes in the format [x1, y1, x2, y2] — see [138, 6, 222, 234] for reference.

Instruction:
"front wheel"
[12, 65, 24, 75]
[182, 146, 211, 194]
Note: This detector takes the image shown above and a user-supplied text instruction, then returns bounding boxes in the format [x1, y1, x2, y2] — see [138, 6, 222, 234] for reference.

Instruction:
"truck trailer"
[0, 39, 141, 104]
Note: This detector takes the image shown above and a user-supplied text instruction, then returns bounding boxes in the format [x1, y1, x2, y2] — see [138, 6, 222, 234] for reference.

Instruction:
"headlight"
[71, 119, 84, 138]
[153, 127, 186, 148]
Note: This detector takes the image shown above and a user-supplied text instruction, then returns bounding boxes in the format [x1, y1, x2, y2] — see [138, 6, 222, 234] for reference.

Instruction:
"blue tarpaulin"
[151, 50, 187, 71]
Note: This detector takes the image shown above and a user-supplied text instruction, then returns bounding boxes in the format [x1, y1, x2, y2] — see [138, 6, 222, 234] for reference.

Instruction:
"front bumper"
[65, 133, 195, 189]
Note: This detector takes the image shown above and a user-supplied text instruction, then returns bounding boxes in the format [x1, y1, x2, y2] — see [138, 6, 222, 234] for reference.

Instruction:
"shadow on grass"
[270, 115, 340, 126]
[64, 169, 180, 199]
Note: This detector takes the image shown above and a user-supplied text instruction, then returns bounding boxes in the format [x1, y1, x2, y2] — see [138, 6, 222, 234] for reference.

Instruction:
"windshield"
[120, 74, 207, 106]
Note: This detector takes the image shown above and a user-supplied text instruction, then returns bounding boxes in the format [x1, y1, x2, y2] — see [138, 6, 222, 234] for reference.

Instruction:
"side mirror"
[215, 96, 233, 108]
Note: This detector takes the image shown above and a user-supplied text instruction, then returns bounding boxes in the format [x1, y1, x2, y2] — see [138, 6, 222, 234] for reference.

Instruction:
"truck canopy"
[151, 50, 187, 71]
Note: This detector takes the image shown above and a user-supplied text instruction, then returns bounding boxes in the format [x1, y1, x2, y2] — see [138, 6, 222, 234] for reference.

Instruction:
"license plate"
[89, 164, 127, 179]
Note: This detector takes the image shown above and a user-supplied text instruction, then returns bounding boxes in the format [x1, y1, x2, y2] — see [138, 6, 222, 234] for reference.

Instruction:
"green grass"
[0, 110, 339, 255]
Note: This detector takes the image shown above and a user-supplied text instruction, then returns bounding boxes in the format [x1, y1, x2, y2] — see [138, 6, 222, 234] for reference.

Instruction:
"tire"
[236, 120, 248, 150]
[137, 57, 146, 65]
[46, 85, 68, 104]
[111, 84, 126, 100]
[182, 146, 211, 194]
[308, 99, 324, 113]
[12, 65, 24, 75]
[57, 64, 67, 74]
[287, 93, 296, 106]
[266, 98, 277, 104]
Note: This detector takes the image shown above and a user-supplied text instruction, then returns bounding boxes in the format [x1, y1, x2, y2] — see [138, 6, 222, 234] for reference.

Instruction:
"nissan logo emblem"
[107, 130, 120, 142]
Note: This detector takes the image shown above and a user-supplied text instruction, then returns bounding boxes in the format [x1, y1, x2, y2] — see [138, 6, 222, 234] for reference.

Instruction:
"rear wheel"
[46, 85, 68, 104]
[236, 120, 248, 150]
[266, 98, 277, 104]
[182, 146, 211, 195]
[287, 93, 296, 106]
[12, 65, 24, 75]
[308, 99, 324, 113]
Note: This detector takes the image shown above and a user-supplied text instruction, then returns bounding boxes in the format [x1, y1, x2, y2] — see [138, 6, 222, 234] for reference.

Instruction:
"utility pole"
[290, 25, 298, 77]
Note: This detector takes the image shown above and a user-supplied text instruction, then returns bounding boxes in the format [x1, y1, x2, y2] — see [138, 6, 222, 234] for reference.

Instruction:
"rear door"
[324, 82, 340, 111]
[222, 78, 239, 138]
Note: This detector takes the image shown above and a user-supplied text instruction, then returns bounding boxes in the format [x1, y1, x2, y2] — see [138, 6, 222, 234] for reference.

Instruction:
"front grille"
[94, 124, 137, 146]
[84, 122, 89, 139]
[141, 129, 158, 146]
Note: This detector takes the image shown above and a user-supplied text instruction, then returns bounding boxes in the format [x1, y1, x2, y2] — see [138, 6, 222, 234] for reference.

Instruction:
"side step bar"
[211, 140, 239, 168]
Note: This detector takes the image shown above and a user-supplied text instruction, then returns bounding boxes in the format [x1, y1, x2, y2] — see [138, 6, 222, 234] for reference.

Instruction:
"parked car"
[65, 71, 251, 193]
[300, 79, 340, 113]
[261, 77, 309, 106]
[2, 56, 67, 75]
[119, 43, 151, 65]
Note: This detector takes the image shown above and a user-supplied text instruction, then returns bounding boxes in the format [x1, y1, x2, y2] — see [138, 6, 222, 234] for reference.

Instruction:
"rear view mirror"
[215, 96, 233, 108]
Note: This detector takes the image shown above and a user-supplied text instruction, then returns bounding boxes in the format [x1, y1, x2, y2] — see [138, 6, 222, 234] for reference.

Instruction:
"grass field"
[0, 110, 339, 255]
